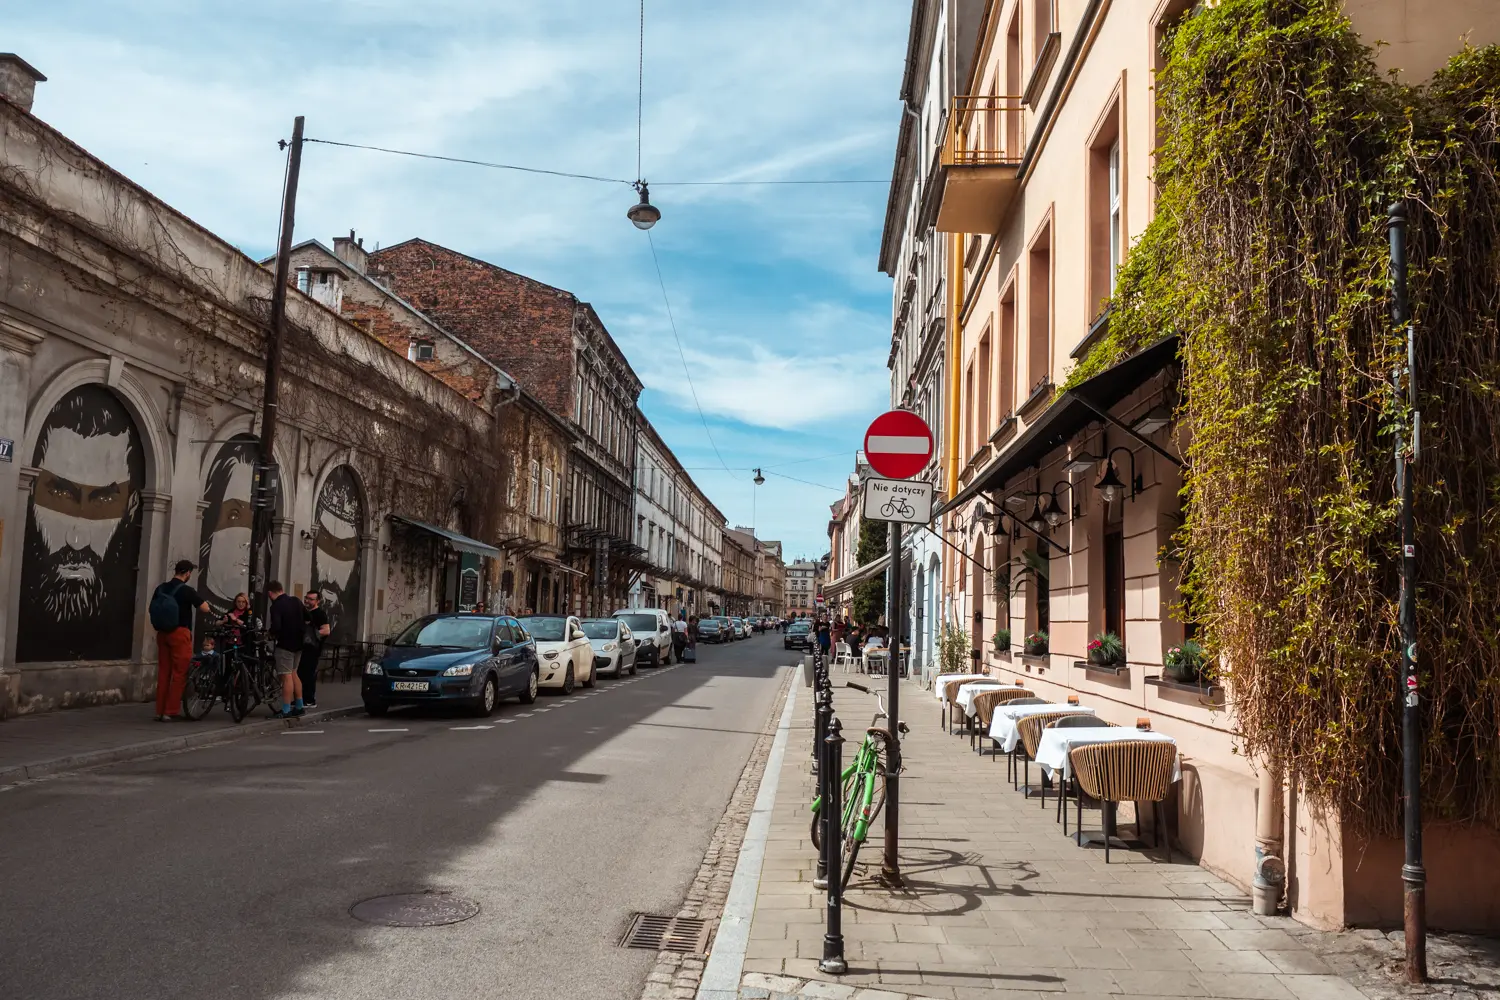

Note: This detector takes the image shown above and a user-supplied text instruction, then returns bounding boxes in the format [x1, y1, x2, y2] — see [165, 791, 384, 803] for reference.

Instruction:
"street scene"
[4, 1, 1500, 999]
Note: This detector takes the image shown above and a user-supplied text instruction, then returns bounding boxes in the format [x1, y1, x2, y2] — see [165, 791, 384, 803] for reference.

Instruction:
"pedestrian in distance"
[671, 616, 689, 659]
[816, 619, 831, 657]
[219, 592, 260, 652]
[148, 559, 211, 721]
[266, 581, 306, 717]
[298, 590, 331, 709]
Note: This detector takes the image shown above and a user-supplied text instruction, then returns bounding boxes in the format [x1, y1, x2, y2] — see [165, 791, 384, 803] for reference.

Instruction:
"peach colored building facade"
[930, 0, 1500, 932]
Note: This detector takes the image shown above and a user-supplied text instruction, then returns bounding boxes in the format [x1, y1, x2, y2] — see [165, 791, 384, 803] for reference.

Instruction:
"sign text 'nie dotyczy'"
[862, 477, 933, 525]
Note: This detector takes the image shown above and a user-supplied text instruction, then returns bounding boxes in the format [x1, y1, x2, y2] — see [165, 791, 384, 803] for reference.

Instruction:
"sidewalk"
[723, 676, 1434, 1000]
[0, 680, 364, 785]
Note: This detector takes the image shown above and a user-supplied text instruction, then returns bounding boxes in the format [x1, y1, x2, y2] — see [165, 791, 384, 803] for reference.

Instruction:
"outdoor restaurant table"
[989, 702, 1098, 752]
[933, 674, 990, 703]
[1034, 726, 1181, 781]
[954, 680, 1007, 718]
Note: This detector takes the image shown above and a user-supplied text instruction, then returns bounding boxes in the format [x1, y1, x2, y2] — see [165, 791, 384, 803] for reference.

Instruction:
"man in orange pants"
[151, 559, 209, 721]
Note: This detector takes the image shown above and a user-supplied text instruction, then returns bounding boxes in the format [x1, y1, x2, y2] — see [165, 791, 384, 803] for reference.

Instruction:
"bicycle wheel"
[228, 662, 251, 723]
[839, 770, 878, 891]
[180, 661, 217, 720]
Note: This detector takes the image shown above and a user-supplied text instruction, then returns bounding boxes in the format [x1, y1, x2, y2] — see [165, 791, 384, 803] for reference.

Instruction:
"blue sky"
[13, 0, 907, 560]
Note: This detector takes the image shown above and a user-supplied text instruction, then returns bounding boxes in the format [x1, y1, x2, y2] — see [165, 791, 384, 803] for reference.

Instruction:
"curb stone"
[638, 665, 795, 1000]
[739, 975, 940, 1000]
[0, 703, 366, 787]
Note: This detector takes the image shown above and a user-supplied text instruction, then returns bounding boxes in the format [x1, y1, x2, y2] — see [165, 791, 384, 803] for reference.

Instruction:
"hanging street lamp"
[628, 181, 661, 230]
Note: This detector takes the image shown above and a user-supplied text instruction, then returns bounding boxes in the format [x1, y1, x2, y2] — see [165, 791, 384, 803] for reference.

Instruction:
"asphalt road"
[0, 633, 794, 1000]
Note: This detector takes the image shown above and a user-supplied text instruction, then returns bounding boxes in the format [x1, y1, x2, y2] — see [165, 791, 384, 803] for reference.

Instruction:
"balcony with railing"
[936, 94, 1024, 235]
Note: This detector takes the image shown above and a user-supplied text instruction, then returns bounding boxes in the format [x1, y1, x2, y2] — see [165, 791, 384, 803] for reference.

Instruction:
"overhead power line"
[301, 137, 883, 187]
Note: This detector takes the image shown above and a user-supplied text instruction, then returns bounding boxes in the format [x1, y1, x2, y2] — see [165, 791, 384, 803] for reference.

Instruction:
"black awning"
[941, 335, 1180, 515]
[389, 515, 502, 559]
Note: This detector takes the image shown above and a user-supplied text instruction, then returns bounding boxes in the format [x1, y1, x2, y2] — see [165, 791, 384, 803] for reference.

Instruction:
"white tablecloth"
[954, 681, 1007, 717]
[934, 674, 990, 704]
[988, 703, 1097, 751]
[1034, 727, 1180, 781]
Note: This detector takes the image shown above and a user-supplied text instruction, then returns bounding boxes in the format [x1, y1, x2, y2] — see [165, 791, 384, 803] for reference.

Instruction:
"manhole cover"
[619, 912, 712, 954]
[350, 891, 480, 927]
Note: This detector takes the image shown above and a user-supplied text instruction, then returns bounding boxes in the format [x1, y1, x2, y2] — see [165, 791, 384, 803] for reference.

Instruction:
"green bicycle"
[809, 681, 908, 891]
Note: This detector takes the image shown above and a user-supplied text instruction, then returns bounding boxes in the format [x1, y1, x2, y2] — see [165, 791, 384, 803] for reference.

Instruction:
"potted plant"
[1024, 630, 1049, 656]
[1164, 639, 1206, 683]
[938, 623, 972, 673]
[992, 628, 1011, 654]
[1087, 631, 1125, 666]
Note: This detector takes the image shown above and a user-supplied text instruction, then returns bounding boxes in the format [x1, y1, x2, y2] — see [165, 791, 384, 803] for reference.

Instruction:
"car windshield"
[788, 622, 812, 632]
[520, 616, 567, 641]
[700, 620, 720, 630]
[581, 620, 619, 640]
[618, 614, 658, 633]
[391, 616, 492, 649]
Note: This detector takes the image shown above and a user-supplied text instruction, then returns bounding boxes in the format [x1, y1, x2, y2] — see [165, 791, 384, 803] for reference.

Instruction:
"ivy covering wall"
[1071, 0, 1500, 835]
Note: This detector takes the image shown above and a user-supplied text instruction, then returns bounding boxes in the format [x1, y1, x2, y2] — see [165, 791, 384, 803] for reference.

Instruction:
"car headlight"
[442, 663, 473, 677]
[603, 642, 617, 652]
[543, 651, 558, 660]
[365, 661, 384, 675]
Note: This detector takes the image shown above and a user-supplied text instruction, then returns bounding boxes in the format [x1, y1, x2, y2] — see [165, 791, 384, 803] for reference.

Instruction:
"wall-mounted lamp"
[1042, 481, 1080, 528]
[1131, 405, 1174, 436]
[298, 528, 317, 550]
[1025, 497, 1048, 534]
[1095, 447, 1144, 503]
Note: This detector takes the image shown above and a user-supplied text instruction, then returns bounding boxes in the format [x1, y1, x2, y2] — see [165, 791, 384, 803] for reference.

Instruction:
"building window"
[543, 467, 554, 522]
[1104, 528, 1125, 641]
[977, 330, 992, 453]
[963, 361, 976, 457]
[411, 340, 435, 361]
[1027, 220, 1052, 393]
[529, 459, 540, 516]
[1087, 88, 1124, 317]
[999, 277, 1017, 419]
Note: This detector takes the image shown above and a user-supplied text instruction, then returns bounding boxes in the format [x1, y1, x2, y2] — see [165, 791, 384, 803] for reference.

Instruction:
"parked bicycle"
[181, 625, 283, 722]
[809, 681, 908, 891]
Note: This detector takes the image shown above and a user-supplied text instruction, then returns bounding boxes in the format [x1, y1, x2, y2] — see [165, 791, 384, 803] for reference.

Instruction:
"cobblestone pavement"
[640, 665, 796, 1000]
[728, 677, 1498, 1000]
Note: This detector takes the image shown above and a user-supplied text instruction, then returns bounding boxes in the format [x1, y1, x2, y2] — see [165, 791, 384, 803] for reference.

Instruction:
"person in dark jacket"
[266, 581, 306, 717]
[298, 590, 331, 709]
[152, 559, 210, 721]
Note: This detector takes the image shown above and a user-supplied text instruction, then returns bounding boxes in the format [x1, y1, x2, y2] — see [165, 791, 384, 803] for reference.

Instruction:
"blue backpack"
[149, 580, 184, 632]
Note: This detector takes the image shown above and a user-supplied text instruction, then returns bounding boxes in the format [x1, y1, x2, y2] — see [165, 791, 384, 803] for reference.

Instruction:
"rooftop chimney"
[332, 229, 369, 275]
[0, 54, 46, 115]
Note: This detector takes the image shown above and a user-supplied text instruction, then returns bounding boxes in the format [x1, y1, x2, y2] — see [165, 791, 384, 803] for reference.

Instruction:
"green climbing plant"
[1068, 0, 1500, 835]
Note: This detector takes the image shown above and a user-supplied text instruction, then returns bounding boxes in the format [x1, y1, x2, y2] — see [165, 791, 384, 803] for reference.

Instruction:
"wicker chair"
[999, 697, 1048, 783]
[937, 672, 988, 733]
[1068, 740, 1179, 862]
[971, 688, 1034, 755]
[1016, 710, 1095, 804]
[1046, 716, 1117, 831]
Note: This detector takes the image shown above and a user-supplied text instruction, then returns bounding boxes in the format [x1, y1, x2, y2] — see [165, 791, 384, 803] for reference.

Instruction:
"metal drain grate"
[619, 912, 712, 954]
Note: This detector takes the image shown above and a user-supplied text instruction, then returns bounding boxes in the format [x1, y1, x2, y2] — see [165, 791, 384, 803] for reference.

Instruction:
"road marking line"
[499, 718, 515, 723]
[514, 713, 532, 718]
[368, 728, 408, 733]
[451, 725, 493, 730]
[283, 730, 324, 735]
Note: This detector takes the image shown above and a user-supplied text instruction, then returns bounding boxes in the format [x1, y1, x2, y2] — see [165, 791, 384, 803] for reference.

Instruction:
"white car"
[519, 615, 595, 694]
[583, 618, 637, 678]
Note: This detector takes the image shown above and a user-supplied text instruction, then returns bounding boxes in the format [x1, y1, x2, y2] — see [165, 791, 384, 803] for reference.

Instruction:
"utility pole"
[882, 520, 903, 884]
[1388, 200, 1426, 984]
[249, 115, 305, 619]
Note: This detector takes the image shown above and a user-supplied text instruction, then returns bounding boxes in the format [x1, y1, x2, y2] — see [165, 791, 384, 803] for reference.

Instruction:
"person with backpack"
[266, 581, 306, 717]
[150, 559, 210, 721]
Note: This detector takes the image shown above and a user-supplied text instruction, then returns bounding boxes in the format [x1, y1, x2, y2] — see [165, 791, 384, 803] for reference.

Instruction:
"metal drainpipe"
[1253, 756, 1287, 915]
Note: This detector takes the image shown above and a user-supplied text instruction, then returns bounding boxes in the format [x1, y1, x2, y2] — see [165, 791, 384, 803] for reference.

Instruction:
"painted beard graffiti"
[17, 386, 144, 663]
[310, 466, 363, 644]
[198, 436, 257, 620]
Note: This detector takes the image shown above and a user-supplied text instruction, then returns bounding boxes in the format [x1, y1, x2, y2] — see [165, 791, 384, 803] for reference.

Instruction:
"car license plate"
[390, 680, 429, 692]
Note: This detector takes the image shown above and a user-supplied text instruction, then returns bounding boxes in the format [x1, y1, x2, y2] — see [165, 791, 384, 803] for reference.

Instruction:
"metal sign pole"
[882, 521, 903, 885]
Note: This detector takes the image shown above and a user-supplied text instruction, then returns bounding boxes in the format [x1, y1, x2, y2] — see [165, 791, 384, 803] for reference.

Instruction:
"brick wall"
[369, 239, 578, 419]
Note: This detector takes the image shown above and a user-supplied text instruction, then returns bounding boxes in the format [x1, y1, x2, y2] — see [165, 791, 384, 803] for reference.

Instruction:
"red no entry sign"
[863, 410, 934, 480]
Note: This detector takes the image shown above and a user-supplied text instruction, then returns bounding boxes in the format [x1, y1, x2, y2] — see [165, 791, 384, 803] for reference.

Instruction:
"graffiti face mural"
[17, 386, 145, 662]
[310, 466, 363, 643]
[198, 435, 258, 620]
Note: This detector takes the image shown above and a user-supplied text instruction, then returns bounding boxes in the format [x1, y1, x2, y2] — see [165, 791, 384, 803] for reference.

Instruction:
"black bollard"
[813, 689, 829, 886]
[819, 717, 848, 975]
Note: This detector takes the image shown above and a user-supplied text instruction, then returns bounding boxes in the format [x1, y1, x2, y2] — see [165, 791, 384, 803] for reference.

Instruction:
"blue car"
[363, 614, 540, 717]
